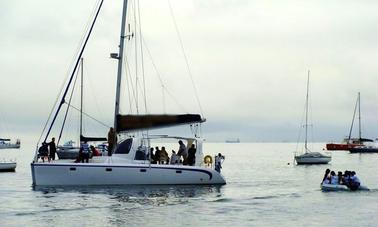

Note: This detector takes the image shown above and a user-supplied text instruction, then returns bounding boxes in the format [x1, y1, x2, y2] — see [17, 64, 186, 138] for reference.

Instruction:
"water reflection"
[33, 185, 223, 206]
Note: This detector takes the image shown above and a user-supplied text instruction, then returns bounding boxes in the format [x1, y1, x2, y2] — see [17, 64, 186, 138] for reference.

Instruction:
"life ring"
[204, 155, 213, 165]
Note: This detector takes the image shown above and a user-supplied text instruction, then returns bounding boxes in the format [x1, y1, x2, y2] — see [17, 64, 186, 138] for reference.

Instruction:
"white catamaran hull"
[31, 163, 226, 186]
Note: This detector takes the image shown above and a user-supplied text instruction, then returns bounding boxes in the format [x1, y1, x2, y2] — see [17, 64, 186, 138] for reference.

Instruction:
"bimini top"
[116, 114, 205, 132]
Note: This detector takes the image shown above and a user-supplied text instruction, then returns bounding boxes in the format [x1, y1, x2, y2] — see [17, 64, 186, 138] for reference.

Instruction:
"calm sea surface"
[1, 141, 378, 226]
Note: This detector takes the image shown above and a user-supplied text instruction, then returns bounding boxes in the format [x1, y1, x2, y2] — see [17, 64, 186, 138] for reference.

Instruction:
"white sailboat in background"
[0, 138, 20, 149]
[0, 115, 20, 149]
[31, 0, 226, 186]
[0, 160, 16, 172]
[295, 71, 331, 165]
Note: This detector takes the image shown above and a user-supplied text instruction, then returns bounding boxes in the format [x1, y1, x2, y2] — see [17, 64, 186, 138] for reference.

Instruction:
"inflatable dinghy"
[321, 183, 369, 192]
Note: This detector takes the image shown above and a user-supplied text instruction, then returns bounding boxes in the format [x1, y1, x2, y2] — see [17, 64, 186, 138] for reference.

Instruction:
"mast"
[80, 58, 84, 141]
[347, 93, 359, 144]
[358, 92, 361, 141]
[114, 0, 129, 133]
[304, 70, 310, 152]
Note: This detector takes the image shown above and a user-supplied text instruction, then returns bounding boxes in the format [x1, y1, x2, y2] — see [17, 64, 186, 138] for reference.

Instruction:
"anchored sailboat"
[0, 139, 20, 149]
[326, 92, 373, 151]
[31, 0, 226, 186]
[294, 71, 331, 165]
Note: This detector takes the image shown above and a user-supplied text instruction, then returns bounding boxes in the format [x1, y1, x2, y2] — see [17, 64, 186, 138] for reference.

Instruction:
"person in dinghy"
[321, 169, 367, 191]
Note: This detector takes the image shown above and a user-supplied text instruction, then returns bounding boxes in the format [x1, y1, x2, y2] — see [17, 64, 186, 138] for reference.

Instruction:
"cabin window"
[114, 138, 132, 154]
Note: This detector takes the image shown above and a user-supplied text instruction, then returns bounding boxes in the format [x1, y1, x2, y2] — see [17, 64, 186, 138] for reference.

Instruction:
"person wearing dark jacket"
[38, 142, 49, 162]
[187, 144, 196, 166]
[48, 137, 57, 161]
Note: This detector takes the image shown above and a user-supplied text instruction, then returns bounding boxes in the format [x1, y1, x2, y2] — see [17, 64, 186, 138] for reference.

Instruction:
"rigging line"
[124, 59, 134, 113]
[64, 103, 110, 128]
[137, 0, 148, 114]
[348, 93, 359, 142]
[43, 0, 105, 143]
[167, 0, 204, 115]
[141, 37, 189, 113]
[131, 0, 139, 114]
[57, 64, 80, 146]
[124, 55, 139, 113]
[162, 88, 166, 113]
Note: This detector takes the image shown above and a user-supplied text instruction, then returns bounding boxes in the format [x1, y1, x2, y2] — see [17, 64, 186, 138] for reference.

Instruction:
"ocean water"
[1, 142, 378, 226]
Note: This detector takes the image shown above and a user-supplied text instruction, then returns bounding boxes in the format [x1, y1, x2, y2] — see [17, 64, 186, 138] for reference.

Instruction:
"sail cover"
[0, 138, 10, 141]
[80, 135, 107, 142]
[116, 114, 205, 132]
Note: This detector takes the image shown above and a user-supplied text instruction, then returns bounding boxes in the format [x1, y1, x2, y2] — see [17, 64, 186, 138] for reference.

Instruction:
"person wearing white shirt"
[170, 151, 179, 164]
[349, 171, 361, 191]
[330, 171, 339, 185]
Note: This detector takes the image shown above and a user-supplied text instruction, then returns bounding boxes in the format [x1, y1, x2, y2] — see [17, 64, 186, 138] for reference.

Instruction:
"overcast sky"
[1, 0, 378, 142]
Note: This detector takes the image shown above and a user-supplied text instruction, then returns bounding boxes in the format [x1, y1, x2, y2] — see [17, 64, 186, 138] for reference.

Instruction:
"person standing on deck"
[187, 144, 197, 166]
[81, 140, 90, 163]
[177, 140, 187, 164]
[47, 137, 56, 162]
[107, 127, 116, 156]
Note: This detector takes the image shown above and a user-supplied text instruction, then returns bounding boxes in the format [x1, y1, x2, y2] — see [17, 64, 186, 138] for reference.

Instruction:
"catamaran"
[31, 0, 226, 186]
[294, 71, 331, 164]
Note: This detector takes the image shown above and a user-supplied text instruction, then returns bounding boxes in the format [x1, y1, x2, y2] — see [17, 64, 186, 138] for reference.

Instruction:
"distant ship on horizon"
[225, 138, 240, 143]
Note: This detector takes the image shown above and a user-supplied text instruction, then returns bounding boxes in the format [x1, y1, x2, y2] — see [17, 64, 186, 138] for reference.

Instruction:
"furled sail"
[80, 135, 107, 142]
[116, 114, 205, 132]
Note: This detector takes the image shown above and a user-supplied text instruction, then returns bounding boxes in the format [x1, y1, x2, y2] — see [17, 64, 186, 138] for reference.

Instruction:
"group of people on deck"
[322, 169, 361, 190]
[75, 140, 102, 163]
[149, 140, 197, 166]
[37, 137, 56, 162]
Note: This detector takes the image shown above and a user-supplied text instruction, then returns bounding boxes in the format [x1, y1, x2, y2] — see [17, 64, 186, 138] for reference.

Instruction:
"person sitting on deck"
[135, 146, 148, 160]
[80, 140, 90, 163]
[38, 142, 49, 162]
[159, 146, 169, 164]
[154, 146, 161, 163]
[90, 145, 101, 157]
[149, 147, 156, 163]
[170, 150, 179, 164]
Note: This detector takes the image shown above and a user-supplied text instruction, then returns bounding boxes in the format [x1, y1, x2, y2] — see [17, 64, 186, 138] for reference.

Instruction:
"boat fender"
[204, 155, 213, 165]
